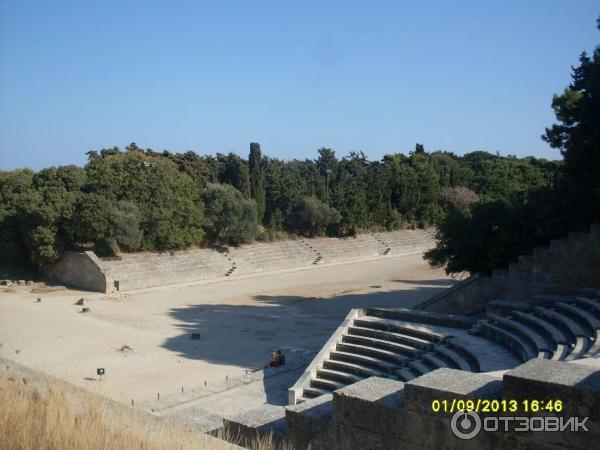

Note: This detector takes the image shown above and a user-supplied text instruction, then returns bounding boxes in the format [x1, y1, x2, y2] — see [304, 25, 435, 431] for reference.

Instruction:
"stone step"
[420, 352, 452, 370]
[510, 310, 569, 345]
[366, 308, 475, 329]
[432, 345, 472, 371]
[444, 339, 482, 372]
[407, 360, 432, 375]
[329, 350, 395, 373]
[316, 368, 362, 385]
[533, 306, 588, 338]
[340, 335, 418, 360]
[303, 386, 330, 399]
[476, 320, 537, 362]
[347, 326, 432, 352]
[570, 297, 600, 319]
[355, 316, 445, 344]
[487, 313, 550, 355]
[322, 359, 385, 378]
[310, 377, 345, 392]
[532, 307, 589, 360]
[555, 302, 600, 334]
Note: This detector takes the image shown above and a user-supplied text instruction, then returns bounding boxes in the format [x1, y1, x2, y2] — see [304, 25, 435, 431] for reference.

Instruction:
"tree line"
[0, 140, 557, 269]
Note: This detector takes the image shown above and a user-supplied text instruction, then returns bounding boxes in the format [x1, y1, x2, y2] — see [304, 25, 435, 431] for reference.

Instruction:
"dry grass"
[0, 372, 240, 450]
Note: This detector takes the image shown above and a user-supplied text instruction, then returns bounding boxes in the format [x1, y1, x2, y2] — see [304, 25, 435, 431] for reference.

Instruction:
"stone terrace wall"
[224, 359, 600, 450]
[43, 250, 110, 292]
[417, 224, 600, 314]
[47, 229, 434, 293]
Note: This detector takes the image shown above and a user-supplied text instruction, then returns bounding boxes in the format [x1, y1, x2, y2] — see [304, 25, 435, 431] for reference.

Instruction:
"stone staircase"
[289, 287, 600, 405]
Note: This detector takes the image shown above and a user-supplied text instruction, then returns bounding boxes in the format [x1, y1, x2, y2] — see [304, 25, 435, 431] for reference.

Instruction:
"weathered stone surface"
[398, 408, 503, 450]
[286, 394, 332, 450]
[404, 368, 502, 417]
[326, 421, 386, 450]
[503, 359, 600, 419]
[333, 377, 405, 434]
[222, 404, 286, 448]
[44, 251, 108, 292]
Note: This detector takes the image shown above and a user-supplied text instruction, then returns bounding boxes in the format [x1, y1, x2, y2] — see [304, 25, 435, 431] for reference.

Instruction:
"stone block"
[222, 404, 286, 448]
[285, 394, 332, 450]
[397, 408, 503, 450]
[502, 359, 600, 450]
[404, 368, 502, 417]
[333, 377, 405, 435]
[503, 359, 600, 420]
[323, 421, 385, 450]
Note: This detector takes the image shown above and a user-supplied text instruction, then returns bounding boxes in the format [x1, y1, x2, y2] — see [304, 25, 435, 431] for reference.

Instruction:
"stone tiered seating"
[380, 229, 436, 255]
[472, 291, 600, 362]
[291, 307, 482, 403]
[99, 248, 231, 290]
[97, 229, 435, 291]
[227, 240, 315, 275]
[291, 287, 600, 405]
[309, 234, 387, 263]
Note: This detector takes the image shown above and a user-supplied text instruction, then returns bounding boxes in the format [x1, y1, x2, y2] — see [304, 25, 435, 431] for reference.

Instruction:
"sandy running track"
[0, 253, 454, 409]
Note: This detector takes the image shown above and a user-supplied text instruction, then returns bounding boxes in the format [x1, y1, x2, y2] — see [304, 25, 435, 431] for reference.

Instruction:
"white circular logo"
[450, 409, 481, 440]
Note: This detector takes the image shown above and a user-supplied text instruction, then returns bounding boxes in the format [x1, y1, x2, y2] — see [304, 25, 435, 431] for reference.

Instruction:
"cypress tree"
[249, 142, 266, 223]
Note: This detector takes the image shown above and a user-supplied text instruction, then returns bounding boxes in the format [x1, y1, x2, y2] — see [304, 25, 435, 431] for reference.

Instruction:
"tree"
[84, 150, 204, 250]
[249, 143, 266, 223]
[201, 183, 257, 245]
[291, 197, 341, 237]
[543, 17, 600, 224]
[217, 153, 251, 197]
[110, 200, 143, 252]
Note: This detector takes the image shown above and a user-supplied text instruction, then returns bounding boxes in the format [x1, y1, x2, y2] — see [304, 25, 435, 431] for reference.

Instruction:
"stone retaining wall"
[44, 250, 110, 292]
[417, 224, 600, 314]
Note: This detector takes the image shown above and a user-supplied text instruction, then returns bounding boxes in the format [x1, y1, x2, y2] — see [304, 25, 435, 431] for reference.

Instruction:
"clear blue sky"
[0, 1, 598, 170]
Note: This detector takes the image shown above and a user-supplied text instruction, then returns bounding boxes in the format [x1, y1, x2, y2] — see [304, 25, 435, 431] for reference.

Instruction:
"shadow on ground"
[162, 279, 453, 405]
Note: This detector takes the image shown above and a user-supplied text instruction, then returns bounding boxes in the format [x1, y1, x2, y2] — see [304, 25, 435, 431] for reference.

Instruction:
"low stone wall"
[224, 359, 600, 449]
[44, 251, 110, 292]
